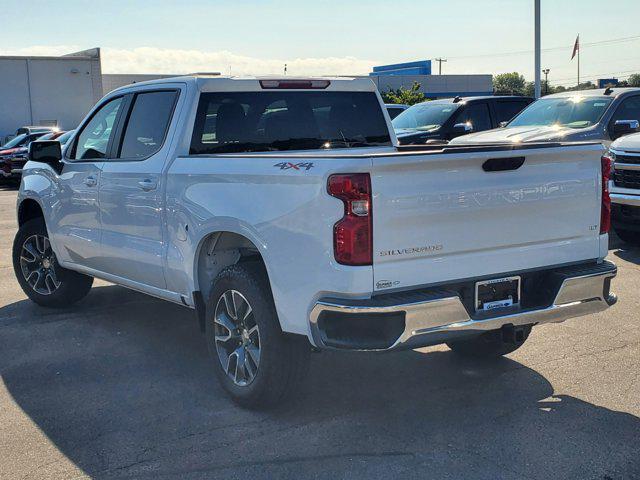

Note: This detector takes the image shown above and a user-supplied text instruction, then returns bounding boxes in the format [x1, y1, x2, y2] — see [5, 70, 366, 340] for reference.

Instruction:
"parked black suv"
[393, 96, 534, 145]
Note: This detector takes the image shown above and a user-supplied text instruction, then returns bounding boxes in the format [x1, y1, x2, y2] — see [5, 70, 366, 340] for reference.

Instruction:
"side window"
[456, 103, 492, 132]
[118, 91, 178, 159]
[609, 96, 640, 126]
[72, 97, 124, 160]
[495, 101, 529, 124]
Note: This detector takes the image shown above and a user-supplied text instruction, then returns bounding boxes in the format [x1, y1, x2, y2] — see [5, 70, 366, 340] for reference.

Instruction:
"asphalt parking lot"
[0, 184, 638, 480]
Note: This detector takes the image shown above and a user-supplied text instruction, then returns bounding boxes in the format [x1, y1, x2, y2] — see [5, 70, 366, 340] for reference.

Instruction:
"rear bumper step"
[310, 261, 617, 351]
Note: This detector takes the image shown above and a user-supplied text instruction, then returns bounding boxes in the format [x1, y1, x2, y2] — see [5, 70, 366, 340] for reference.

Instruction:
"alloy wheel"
[213, 290, 261, 386]
[19, 234, 61, 296]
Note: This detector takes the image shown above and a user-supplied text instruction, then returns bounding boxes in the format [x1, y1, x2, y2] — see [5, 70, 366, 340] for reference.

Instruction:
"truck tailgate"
[371, 144, 604, 291]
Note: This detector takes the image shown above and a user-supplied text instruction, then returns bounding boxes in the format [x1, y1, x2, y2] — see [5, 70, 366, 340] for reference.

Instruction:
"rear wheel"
[205, 263, 310, 409]
[614, 228, 640, 246]
[13, 218, 93, 307]
[446, 325, 532, 358]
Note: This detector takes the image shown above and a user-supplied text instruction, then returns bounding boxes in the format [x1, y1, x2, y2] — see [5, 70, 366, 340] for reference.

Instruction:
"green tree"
[381, 82, 426, 106]
[524, 81, 535, 97]
[493, 72, 526, 95]
[565, 81, 597, 92]
[628, 74, 640, 87]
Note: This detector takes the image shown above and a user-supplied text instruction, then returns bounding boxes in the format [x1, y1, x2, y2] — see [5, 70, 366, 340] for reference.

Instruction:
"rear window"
[190, 91, 391, 154]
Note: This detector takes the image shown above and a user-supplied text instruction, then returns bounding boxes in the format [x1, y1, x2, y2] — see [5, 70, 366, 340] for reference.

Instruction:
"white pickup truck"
[609, 132, 640, 244]
[14, 76, 617, 408]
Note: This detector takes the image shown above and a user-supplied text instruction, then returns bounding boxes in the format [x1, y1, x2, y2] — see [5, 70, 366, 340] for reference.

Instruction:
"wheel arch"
[17, 198, 45, 227]
[193, 230, 273, 330]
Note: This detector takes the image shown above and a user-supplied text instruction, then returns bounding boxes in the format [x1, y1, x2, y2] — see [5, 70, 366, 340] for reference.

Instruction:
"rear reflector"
[259, 79, 331, 89]
[601, 155, 612, 234]
[328, 173, 372, 266]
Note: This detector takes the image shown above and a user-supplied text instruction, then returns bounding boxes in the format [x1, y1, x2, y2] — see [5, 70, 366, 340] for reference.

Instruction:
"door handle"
[137, 179, 158, 191]
[83, 176, 97, 187]
[482, 157, 526, 172]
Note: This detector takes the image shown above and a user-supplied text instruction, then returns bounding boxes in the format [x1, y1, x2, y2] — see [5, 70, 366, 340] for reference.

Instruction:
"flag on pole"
[571, 35, 580, 60]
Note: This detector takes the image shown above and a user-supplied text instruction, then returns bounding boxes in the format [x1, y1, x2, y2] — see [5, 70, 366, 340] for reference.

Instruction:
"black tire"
[205, 263, 310, 409]
[614, 228, 640, 246]
[13, 218, 93, 307]
[446, 325, 532, 358]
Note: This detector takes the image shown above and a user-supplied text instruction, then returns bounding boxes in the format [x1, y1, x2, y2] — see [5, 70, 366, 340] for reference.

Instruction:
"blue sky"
[2, 0, 639, 85]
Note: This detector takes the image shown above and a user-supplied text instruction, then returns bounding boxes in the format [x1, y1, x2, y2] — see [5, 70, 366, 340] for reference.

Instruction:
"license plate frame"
[475, 276, 521, 312]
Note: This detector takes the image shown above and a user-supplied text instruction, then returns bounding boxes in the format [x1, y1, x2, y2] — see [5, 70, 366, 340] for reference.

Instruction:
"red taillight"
[601, 155, 612, 234]
[328, 173, 372, 266]
[259, 79, 331, 89]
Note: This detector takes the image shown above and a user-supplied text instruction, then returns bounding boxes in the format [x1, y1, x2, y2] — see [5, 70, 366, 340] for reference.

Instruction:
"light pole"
[534, 0, 541, 98]
[542, 68, 550, 95]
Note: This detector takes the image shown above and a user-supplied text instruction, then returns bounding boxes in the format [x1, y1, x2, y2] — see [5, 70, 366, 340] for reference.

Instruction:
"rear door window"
[495, 100, 530, 124]
[190, 91, 391, 154]
[117, 91, 178, 159]
[455, 103, 492, 132]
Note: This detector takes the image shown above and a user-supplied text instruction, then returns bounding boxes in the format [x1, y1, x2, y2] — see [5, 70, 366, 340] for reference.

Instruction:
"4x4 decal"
[273, 162, 314, 171]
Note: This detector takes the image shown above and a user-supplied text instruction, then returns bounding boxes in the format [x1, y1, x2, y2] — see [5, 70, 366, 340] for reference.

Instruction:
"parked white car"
[14, 75, 617, 407]
[609, 131, 640, 244]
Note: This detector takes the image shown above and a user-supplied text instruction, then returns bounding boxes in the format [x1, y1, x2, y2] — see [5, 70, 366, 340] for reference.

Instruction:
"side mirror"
[612, 119, 640, 139]
[452, 122, 473, 137]
[29, 140, 62, 166]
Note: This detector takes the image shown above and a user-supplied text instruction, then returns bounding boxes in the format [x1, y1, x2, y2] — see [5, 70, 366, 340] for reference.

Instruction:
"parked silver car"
[450, 88, 640, 147]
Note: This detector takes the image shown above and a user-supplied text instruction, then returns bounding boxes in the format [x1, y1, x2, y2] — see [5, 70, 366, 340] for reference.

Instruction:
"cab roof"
[110, 75, 378, 94]
[414, 95, 533, 106]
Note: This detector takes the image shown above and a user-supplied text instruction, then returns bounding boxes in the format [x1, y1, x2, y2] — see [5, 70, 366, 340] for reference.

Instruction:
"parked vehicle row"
[15, 75, 616, 408]
[2, 130, 75, 180]
[0, 129, 74, 182]
[387, 87, 640, 242]
[392, 95, 534, 144]
[1, 133, 50, 180]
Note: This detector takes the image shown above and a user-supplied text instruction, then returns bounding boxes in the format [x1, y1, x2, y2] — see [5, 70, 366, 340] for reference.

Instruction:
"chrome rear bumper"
[310, 261, 617, 351]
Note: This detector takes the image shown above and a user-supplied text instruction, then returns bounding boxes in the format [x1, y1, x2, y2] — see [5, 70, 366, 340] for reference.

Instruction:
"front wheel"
[446, 325, 532, 358]
[205, 263, 310, 409]
[13, 218, 93, 307]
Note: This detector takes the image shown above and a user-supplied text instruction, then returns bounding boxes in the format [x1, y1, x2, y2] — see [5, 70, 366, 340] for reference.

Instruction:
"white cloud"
[0, 45, 378, 77]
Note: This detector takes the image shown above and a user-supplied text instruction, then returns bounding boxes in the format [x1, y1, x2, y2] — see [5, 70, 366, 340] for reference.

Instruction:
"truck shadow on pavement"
[610, 232, 640, 265]
[1, 285, 639, 480]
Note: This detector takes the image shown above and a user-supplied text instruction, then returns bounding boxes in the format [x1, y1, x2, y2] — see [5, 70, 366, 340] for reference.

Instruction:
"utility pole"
[542, 68, 550, 95]
[534, 0, 541, 98]
[284, 63, 287, 75]
[434, 58, 447, 75]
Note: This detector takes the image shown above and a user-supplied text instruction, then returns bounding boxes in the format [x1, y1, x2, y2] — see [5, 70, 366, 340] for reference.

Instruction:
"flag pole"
[577, 34, 580, 89]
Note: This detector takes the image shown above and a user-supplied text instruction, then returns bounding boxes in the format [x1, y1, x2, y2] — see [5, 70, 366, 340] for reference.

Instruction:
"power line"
[445, 35, 640, 60]
[547, 69, 640, 84]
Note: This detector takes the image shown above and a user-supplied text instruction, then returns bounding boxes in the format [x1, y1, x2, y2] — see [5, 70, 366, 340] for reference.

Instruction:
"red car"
[2, 130, 73, 180]
[0, 132, 50, 180]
